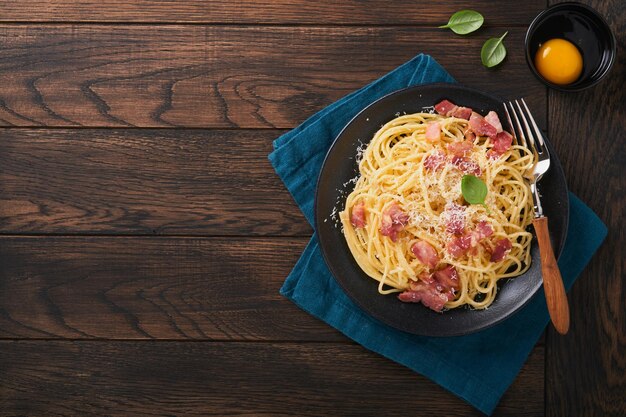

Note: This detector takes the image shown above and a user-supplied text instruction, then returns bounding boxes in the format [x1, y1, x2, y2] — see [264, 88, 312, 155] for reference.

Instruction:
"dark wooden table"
[0, 1, 623, 416]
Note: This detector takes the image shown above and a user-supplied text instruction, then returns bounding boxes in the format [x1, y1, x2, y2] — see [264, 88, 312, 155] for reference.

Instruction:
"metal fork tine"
[514, 100, 539, 153]
[504, 98, 565, 333]
[521, 98, 548, 154]
[502, 103, 520, 146]
[506, 101, 527, 147]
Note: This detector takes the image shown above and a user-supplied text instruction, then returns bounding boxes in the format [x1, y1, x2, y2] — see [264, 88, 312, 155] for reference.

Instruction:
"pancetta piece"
[398, 274, 448, 311]
[447, 234, 472, 258]
[451, 106, 472, 120]
[490, 238, 513, 262]
[447, 140, 473, 157]
[443, 203, 466, 235]
[434, 99, 457, 116]
[380, 202, 410, 242]
[469, 112, 498, 138]
[398, 266, 460, 311]
[474, 221, 494, 239]
[487, 131, 514, 159]
[433, 264, 460, 297]
[425, 122, 441, 142]
[484, 111, 503, 133]
[434, 99, 472, 120]
[447, 221, 494, 258]
[350, 200, 366, 228]
[411, 240, 440, 269]
[423, 150, 446, 172]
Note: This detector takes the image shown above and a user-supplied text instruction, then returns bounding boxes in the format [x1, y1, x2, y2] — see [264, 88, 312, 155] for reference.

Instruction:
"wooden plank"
[0, 25, 546, 128]
[0, 128, 311, 235]
[545, 1, 626, 414]
[0, 236, 344, 340]
[0, 1, 544, 24]
[0, 340, 545, 416]
[550, 0, 625, 26]
[0, 236, 547, 343]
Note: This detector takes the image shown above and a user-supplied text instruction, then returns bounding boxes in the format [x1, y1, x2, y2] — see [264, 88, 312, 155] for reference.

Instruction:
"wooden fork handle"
[533, 216, 570, 334]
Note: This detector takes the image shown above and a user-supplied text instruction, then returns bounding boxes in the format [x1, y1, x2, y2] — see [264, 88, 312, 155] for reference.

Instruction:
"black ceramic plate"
[315, 83, 569, 337]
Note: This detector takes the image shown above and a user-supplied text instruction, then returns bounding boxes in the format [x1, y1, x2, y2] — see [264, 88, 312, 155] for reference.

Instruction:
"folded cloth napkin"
[268, 54, 607, 415]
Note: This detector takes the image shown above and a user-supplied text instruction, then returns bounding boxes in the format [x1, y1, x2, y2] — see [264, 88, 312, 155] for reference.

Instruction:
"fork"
[504, 98, 570, 335]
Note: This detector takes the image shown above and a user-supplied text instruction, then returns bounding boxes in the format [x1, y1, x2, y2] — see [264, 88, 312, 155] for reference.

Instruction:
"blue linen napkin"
[268, 54, 607, 415]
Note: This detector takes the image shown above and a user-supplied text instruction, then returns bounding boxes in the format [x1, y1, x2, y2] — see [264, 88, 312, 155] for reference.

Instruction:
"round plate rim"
[314, 82, 569, 337]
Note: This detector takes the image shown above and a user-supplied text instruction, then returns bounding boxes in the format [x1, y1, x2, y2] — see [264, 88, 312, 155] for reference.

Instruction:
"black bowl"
[525, 2, 616, 92]
[315, 83, 569, 337]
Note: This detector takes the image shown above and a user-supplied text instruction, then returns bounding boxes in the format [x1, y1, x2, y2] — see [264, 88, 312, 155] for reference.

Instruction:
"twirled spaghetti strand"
[339, 112, 534, 310]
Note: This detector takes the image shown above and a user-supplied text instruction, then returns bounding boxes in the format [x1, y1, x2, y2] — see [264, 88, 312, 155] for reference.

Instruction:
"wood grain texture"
[0, 1, 544, 24]
[546, 0, 626, 414]
[532, 217, 570, 335]
[0, 128, 311, 235]
[0, 25, 546, 128]
[7, 0, 625, 414]
[550, 0, 626, 28]
[0, 234, 547, 343]
[0, 236, 354, 340]
[0, 341, 545, 416]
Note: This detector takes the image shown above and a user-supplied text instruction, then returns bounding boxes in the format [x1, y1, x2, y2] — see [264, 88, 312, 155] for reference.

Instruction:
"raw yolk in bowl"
[534, 39, 583, 85]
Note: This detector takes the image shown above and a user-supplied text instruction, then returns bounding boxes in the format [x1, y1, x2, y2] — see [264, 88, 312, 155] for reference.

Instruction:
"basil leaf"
[481, 31, 508, 68]
[438, 10, 484, 35]
[461, 175, 488, 205]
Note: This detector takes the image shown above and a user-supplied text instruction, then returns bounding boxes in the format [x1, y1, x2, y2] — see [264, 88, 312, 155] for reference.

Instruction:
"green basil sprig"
[481, 31, 508, 68]
[461, 175, 488, 210]
[439, 10, 484, 35]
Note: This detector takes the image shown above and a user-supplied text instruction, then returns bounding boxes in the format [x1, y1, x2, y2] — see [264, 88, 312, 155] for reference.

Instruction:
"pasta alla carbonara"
[339, 100, 534, 311]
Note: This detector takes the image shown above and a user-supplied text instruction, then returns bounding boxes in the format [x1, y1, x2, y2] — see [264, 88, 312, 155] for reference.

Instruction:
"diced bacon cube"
[447, 221, 494, 259]
[468, 221, 494, 250]
[485, 111, 503, 133]
[411, 240, 440, 269]
[399, 275, 449, 311]
[443, 203, 466, 235]
[475, 221, 494, 239]
[451, 106, 472, 120]
[398, 286, 448, 311]
[494, 131, 513, 151]
[423, 151, 446, 172]
[447, 140, 473, 157]
[398, 265, 460, 311]
[350, 200, 366, 228]
[411, 271, 434, 288]
[490, 238, 513, 262]
[469, 112, 498, 138]
[434, 99, 458, 116]
[433, 265, 460, 295]
[380, 202, 409, 242]
[425, 122, 441, 142]
[487, 131, 514, 159]
[447, 235, 472, 258]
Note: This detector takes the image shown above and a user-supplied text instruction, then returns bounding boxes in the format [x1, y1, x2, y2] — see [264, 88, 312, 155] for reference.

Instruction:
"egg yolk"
[534, 38, 583, 85]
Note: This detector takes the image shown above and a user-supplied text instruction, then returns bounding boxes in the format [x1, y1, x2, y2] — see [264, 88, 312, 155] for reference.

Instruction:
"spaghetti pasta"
[339, 105, 534, 311]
